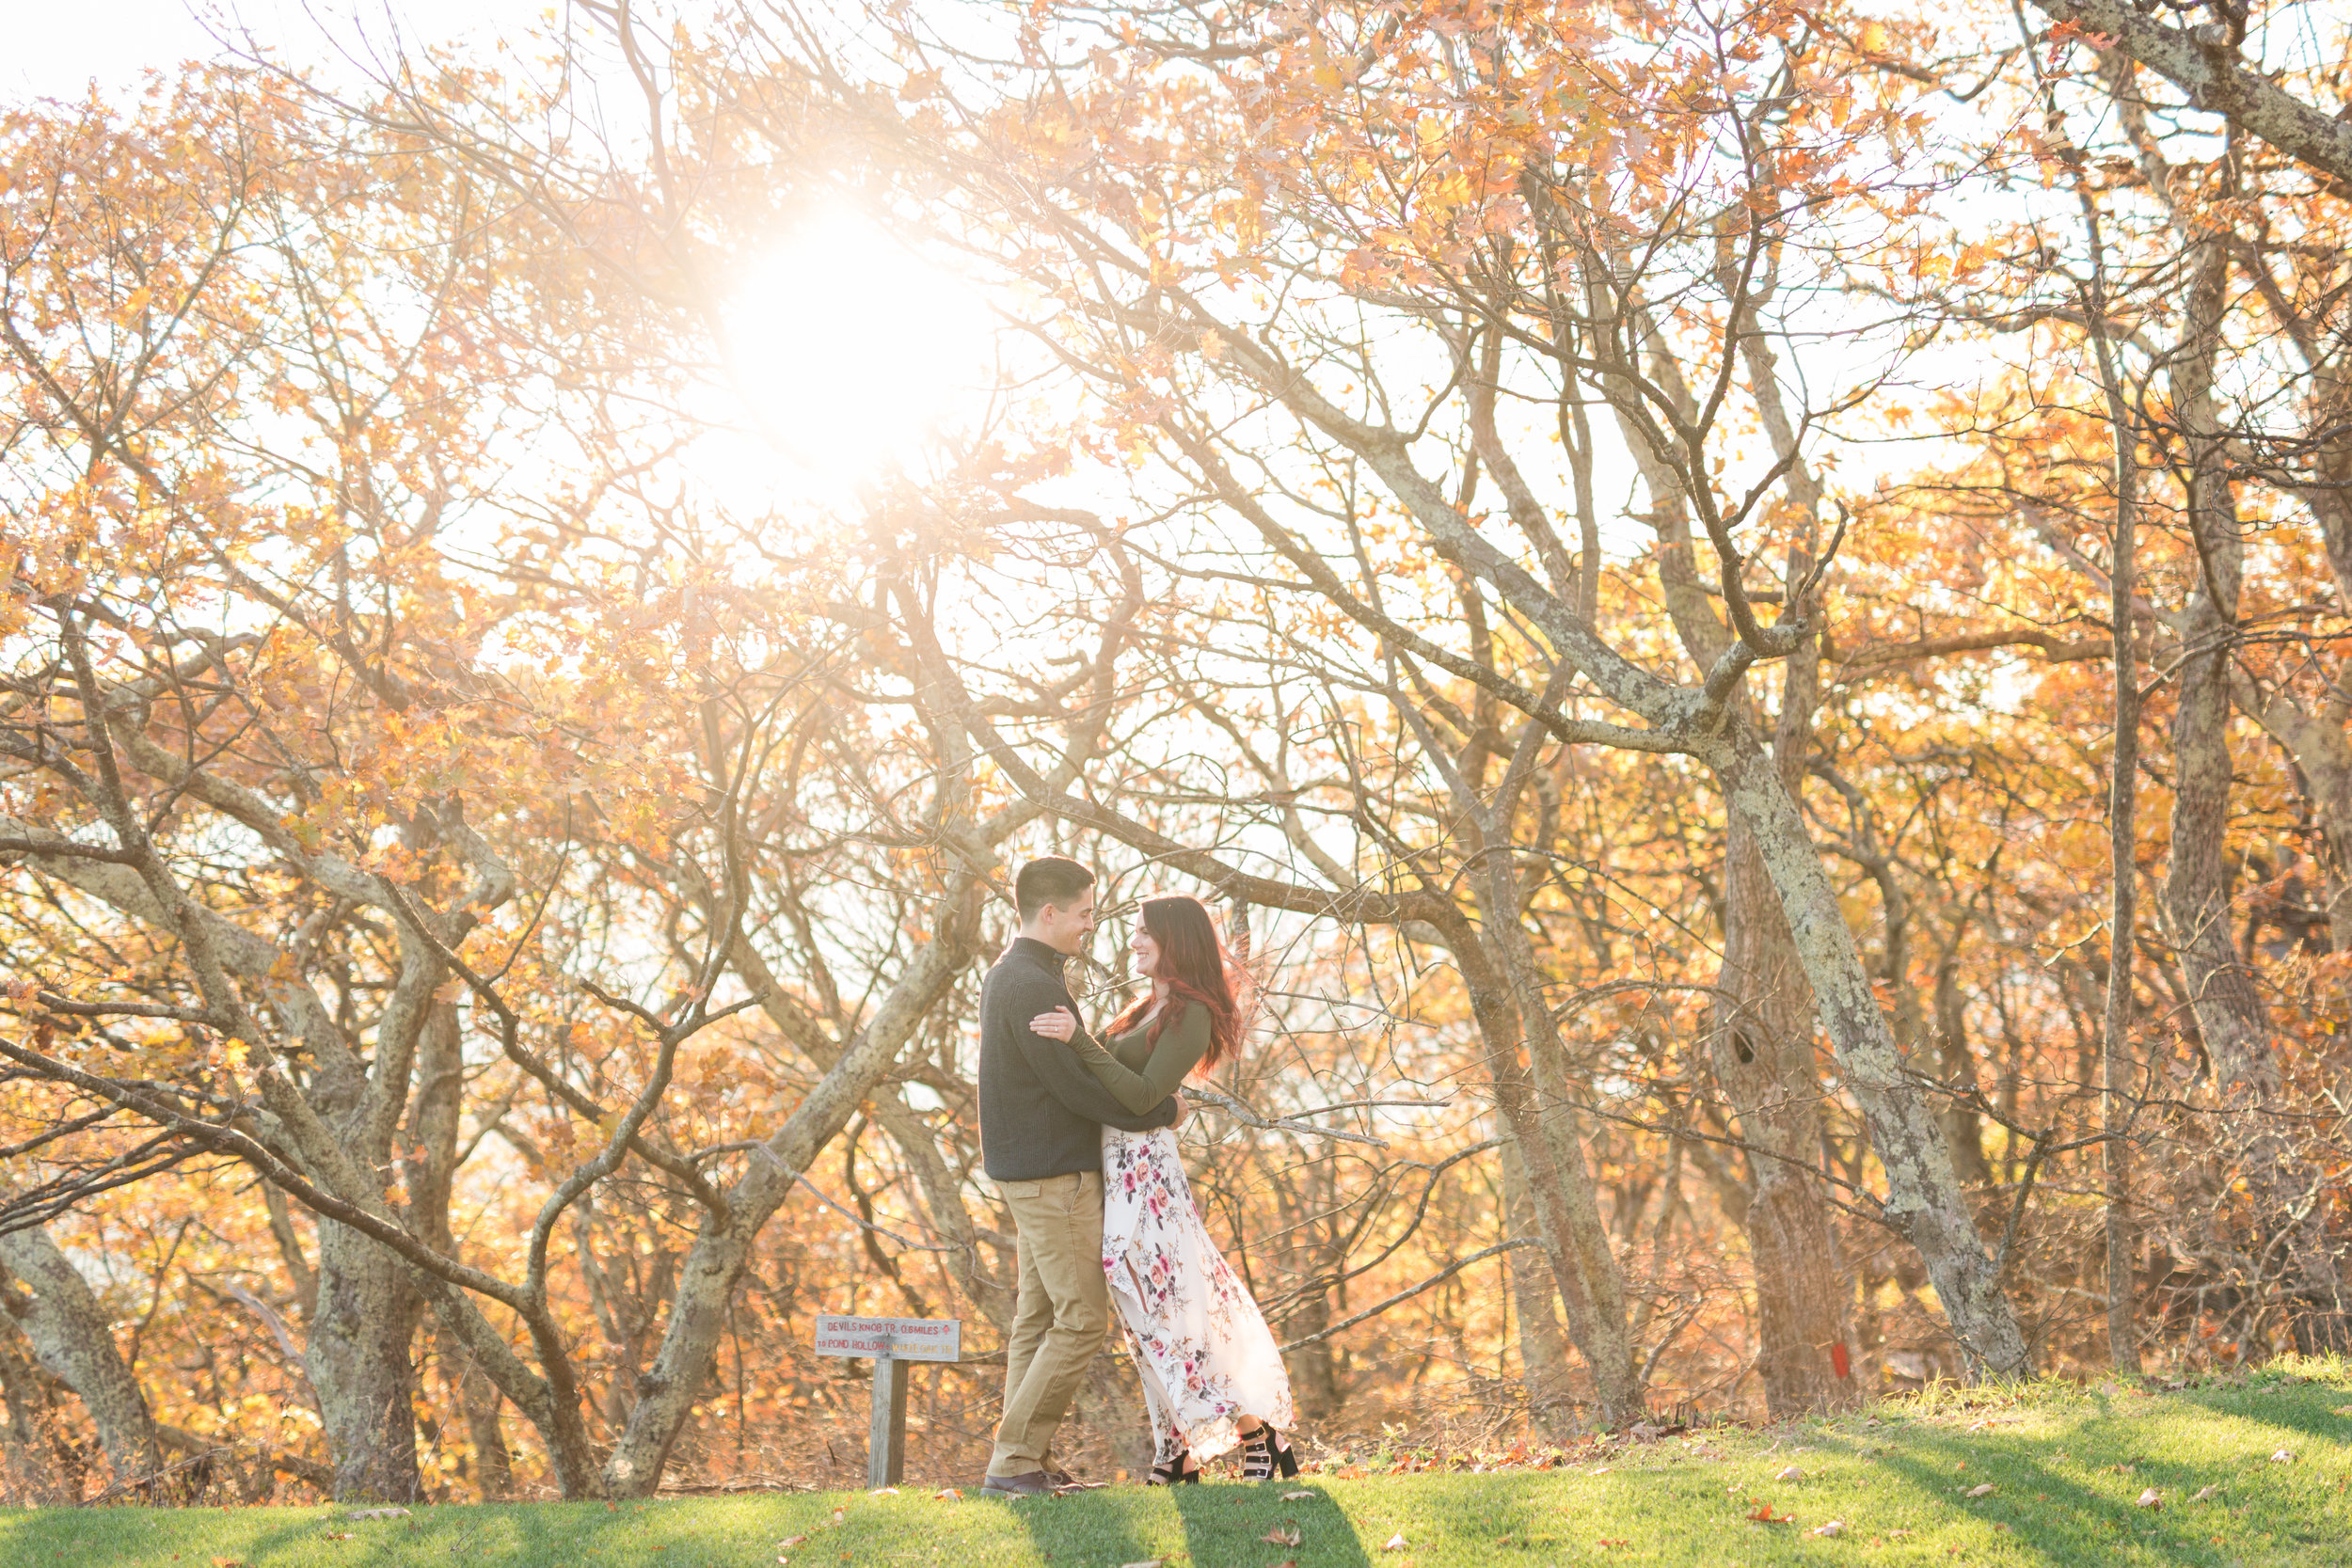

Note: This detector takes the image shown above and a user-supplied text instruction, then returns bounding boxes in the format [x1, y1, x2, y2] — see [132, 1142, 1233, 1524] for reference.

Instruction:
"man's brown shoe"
[979, 1471, 1053, 1497]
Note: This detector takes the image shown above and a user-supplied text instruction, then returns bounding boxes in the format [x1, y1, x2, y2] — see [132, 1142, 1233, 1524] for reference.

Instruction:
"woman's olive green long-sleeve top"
[1072, 1001, 1209, 1116]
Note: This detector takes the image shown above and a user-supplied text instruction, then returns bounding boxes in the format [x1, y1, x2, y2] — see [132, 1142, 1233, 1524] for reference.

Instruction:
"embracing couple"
[975, 855, 1297, 1495]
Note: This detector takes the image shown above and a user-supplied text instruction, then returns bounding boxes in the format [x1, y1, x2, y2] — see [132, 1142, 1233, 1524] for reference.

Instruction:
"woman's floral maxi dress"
[1101, 1124, 1295, 1465]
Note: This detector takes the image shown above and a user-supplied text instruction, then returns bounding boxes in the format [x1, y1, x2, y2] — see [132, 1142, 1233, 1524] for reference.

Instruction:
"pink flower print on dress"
[1098, 1124, 1295, 1467]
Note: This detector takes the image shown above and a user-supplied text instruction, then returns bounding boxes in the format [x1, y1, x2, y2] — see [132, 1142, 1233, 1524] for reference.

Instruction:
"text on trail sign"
[813, 1315, 961, 1363]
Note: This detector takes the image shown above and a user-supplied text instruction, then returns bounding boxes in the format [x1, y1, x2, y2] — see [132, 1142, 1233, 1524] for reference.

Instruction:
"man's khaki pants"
[989, 1170, 1108, 1478]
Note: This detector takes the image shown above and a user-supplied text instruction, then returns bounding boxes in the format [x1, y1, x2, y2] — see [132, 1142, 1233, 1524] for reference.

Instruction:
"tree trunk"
[1712, 809, 1858, 1417]
[1279, 1291, 1343, 1420]
[600, 892, 978, 1496]
[1446, 908, 1642, 1427]
[1931, 950, 1994, 1186]
[2087, 236, 2144, 1373]
[1706, 525, 1857, 1417]
[436, 1323, 513, 1499]
[1706, 728, 2031, 1379]
[1485, 1054, 1640, 1425]
[0, 1224, 163, 1490]
[294, 970, 447, 1505]
[305, 1221, 423, 1502]
[2165, 235, 2350, 1345]
[0, 1328, 66, 1504]
[1501, 1134, 1573, 1436]
[2238, 692, 2352, 957]
[405, 1000, 511, 1497]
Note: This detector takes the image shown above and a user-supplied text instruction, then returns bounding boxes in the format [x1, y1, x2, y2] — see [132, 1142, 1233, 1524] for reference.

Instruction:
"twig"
[1279, 1239, 1539, 1351]
[699, 1139, 959, 1254]
[1992, 1127, 2056, 1286]
[1184, 1085, 1393, 1148]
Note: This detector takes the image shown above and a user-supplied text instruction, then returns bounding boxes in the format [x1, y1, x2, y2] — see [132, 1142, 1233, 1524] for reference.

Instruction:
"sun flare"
[717, 212, 993, 499]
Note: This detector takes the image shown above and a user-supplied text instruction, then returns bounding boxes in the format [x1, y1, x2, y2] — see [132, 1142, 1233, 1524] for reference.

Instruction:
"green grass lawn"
[9, 1366, 2352, 1566]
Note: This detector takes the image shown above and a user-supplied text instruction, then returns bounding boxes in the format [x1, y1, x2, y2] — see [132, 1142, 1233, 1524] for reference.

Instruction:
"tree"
[815, 0, 2035, 1399]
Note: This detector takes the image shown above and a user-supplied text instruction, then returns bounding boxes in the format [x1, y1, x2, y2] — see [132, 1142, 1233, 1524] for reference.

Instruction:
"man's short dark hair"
[1015, 856, 1096, 920]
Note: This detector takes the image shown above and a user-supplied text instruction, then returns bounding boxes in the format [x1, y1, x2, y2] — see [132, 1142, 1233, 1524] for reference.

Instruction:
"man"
[977, 856, 1182, 1497]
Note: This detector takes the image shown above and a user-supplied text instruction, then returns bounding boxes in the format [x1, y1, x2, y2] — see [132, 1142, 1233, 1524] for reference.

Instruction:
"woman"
[1029, 894, 1298, 1483]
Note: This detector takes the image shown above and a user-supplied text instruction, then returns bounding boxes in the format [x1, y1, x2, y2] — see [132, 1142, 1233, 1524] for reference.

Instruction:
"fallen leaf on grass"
[1597, 1538, 1630, 1549]
[1965, 1482, 1996, 1497]
[1263, 1525, 1302, 1547]
[933, 1488, 961, 1501]
[1776, 1465, 1804, 1481]
[1382, 1532, 1408, 1551]
[212, 1560, 244, 1567]
[1588, 1465, 1611, 1476]
[2137, 1488, 2163, 1510]
[2192, 1484, 2223, 1502]
[869, 1485, 899, 1496]
[777, 1536, 808, 1549]
[2271, 1449, 2296, 1463]
[1115, 1560, 1165, 1568]
[322, 1531, 354, 1541]
[344, 1508, 410, 1520]
[1811, 1520, 1846, 1538]
[2332, 1405, 2352, 1417]
[1747, 1501, 1793, 1524]
[1281, 1489, 1314, 1500]
[831, 1508, 846, 1525]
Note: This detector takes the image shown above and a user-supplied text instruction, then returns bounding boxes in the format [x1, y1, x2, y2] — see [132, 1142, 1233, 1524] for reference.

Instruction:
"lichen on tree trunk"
[1711, 809, 1859, 1418]
[0, 1224, 163, 1493]
[1705, 728, 2031, 1380]
[1501, 1135, 1574, 1435]
[304, 1220, 424, 1502]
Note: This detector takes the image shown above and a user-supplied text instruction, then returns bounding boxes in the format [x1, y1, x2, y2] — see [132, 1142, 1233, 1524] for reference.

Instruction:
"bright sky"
[0, 2, 1915, 557]
[4, 0, 555, 103]
[6, 2, 1005, 509]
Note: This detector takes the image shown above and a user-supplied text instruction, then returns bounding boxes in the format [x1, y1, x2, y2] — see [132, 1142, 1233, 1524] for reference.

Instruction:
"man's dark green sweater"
[978, 937, 1179, 1180]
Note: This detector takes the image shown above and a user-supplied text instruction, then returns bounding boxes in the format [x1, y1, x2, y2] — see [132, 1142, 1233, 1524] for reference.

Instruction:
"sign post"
[814, 1315, 961, 1489]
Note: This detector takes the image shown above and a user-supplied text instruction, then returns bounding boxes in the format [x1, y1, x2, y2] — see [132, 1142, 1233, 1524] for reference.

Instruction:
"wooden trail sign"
[814, 1316, 961, 1487]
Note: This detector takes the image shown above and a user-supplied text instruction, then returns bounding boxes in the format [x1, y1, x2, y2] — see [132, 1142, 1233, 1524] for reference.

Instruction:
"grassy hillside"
[8, 1365, 2349, 1566]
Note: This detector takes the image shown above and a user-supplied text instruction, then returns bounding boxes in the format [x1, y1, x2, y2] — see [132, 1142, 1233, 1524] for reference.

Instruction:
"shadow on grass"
[1173, 1481, 1373, 1568]
[1848, 1411, 2253, 1565]
[2176, 1377, 2351, 1450]
[999, 1483, 1160, 1568]
[236, 1501, 716, 1566]
[215, 1497, 821, 1567]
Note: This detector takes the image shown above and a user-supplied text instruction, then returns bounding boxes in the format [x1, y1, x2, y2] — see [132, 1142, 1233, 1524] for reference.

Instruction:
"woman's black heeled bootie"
[1148, 1447, 1200, 1485]
[1239, 1426, 1298, 1481]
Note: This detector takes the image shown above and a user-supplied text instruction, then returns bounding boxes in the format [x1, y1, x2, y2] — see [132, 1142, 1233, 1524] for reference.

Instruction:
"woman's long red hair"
[1105, 895, 1245, 1071]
